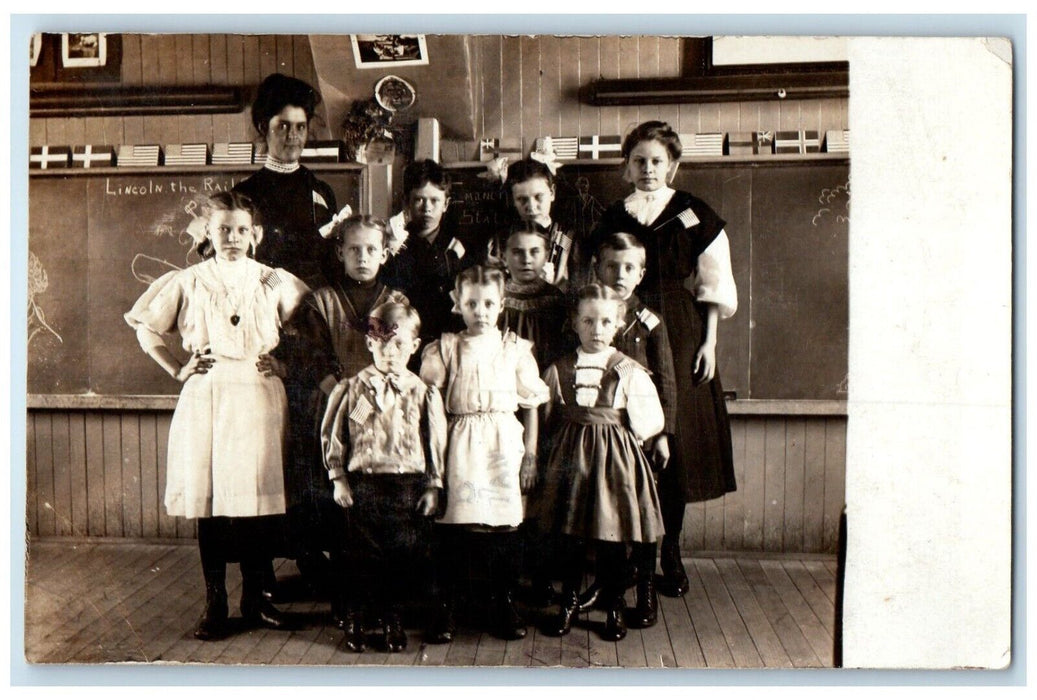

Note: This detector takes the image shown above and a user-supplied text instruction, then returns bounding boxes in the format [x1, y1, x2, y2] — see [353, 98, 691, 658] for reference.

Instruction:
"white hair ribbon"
[318, 204, 355, 239]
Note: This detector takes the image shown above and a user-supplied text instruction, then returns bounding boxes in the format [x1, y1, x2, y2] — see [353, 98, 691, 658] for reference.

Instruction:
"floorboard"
[24, 541, 836, 669]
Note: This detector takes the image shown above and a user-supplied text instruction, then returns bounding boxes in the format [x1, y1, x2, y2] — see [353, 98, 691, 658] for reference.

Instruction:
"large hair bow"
[318, 204, 355, 239]
[530, 137, 560, 175]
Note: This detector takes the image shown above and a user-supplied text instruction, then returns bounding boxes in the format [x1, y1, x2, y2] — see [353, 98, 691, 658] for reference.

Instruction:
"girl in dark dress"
[233, 73, 341, 595]
[535, 285, 665, 642]
[590, 121, 738, 598]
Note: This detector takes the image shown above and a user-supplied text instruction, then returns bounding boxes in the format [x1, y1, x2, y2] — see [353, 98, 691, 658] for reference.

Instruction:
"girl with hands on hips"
[124, 191, 309, 642]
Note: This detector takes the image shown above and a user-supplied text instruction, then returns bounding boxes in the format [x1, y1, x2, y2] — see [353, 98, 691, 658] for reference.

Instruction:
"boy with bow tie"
[320, 301, 447, 653]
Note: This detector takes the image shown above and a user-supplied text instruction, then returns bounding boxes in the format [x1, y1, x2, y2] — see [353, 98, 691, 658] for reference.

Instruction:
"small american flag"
[349, 395, 374, 424]
[260, 270, 281, 291]
[163, 143, 209, 166]
[312, 191, 328, 209]
[636, 307, 660, 331]
[539, 136, 578, 160]
[824, 130, 850, 153]
[117, 145, 162, 167]
[677, 208, 700, 229]
[211, 142, 253, 165]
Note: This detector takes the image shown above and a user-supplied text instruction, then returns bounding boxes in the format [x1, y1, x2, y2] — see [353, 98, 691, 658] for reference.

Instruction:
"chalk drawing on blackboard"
[28, 250, 62, 347]
[837, 373, 849, 395]
[131, 201, 208, 285]
[132, 254, 183, 285]
[563, 175, 608, 237]
[812, 180, 851, 226]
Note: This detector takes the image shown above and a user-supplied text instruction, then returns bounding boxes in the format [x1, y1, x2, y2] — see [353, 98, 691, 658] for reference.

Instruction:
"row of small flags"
[481, 130, 848, 161]
[30, 141, 348, 169]
[30, 130, 851, 170]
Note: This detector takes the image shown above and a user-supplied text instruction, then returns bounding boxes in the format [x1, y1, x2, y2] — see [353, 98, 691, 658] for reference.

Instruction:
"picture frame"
[61, 32, 107, 68]
[350, 34, 429, 69]
[29, 33, 41, 67]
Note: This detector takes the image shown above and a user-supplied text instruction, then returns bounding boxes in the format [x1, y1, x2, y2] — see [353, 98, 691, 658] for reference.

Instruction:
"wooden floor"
[25, 540, 837, 668]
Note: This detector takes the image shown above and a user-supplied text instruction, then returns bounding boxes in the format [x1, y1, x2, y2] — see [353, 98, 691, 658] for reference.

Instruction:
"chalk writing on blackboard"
[812, 180, 851, 226]
[28, 250, 62, 347]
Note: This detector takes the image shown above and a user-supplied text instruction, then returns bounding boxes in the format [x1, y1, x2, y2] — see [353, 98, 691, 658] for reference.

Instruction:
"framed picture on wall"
[29, 33, 42, 67]
[61, 33, 107, 68]
[351, 34, 429, 69]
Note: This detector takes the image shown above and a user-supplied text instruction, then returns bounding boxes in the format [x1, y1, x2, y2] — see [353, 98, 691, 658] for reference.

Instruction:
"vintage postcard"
[18, 29, 1013, 674]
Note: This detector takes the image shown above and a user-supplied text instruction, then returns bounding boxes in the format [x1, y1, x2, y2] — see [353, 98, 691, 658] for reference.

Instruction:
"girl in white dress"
[419, 265, 549, 642]
[125, 191, 309, 640]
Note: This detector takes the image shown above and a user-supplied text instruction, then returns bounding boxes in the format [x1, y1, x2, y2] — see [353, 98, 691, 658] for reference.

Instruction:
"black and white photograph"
[351, 34, 429, 69]
[19, 30, 1013, 674]
[60, 32, 107, 68]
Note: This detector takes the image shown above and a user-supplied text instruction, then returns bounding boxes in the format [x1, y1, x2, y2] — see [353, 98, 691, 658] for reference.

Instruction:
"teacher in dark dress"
[233, 73, 340, 601]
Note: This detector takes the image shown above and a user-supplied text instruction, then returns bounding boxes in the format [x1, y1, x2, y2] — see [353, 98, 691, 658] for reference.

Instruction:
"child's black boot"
[600, 592, 628, 642]
[427, 600, 456, 645]
[193, 582, 229, 641]
[657, 536, 689, 597]
[544, 589, 580, 637]
[241, 566, 289, 630]
[383, 610, 407, 653]
[341, 609, 366, 653]
[629, 543, 658, 628]
[493, 589, 527, 640]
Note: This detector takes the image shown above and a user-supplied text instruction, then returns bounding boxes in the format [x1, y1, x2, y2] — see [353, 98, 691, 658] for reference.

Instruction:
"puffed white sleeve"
[686, 230, 738, 319]
[273, 268, 311, 322]
[124, 269, 184, 352]
[619, 367, 666, 442]
[320, 379, 351, 481]
[419, 340, 448, 389]
[515, 340, 550, 409]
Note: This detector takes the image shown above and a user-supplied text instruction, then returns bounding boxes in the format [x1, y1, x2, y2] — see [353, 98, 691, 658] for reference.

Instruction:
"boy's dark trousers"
[342, 474, 433, 620]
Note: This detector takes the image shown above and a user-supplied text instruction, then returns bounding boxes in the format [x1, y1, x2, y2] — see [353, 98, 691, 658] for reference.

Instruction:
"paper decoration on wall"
[824, 130, 850, 153]
[300, 141, 343, 163]
[71, 145, 116, 168]
[680, 133, 725, 157]
[163, 143, 209, 166]
[775, 130, 821, 154]
[211, 143, 254, 166]
[30, 146, 71, 169]
[536, 136, 578, 160]
[577, 135, 622, 159]
[117, 145, 162, 167]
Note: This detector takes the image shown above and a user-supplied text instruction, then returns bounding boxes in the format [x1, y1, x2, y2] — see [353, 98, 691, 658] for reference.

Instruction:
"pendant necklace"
[213, 259, 246, 326]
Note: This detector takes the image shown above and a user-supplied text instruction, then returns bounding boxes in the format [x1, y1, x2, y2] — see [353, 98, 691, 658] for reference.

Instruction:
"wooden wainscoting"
[25, 410, 845, 553]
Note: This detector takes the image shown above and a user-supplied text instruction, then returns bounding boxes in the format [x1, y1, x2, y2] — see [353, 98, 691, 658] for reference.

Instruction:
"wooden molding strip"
[28, 394, 847, 415]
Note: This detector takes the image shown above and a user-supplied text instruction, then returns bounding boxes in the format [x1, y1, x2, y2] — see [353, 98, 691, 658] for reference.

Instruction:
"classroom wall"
[455, 35, 849, 159]
[26, 33, 849, 554]
[28, 34, 850, 155]
[25, 410, 846, 554]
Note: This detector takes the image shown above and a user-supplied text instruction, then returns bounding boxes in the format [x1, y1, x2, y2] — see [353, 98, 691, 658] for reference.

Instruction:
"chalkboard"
[444, 159, 849, 400]
[28, 168, 361, 396]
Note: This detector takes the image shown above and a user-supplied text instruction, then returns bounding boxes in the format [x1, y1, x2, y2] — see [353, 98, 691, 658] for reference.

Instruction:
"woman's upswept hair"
[621, 120, 683, 161]
[250, 73, 320, 135]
